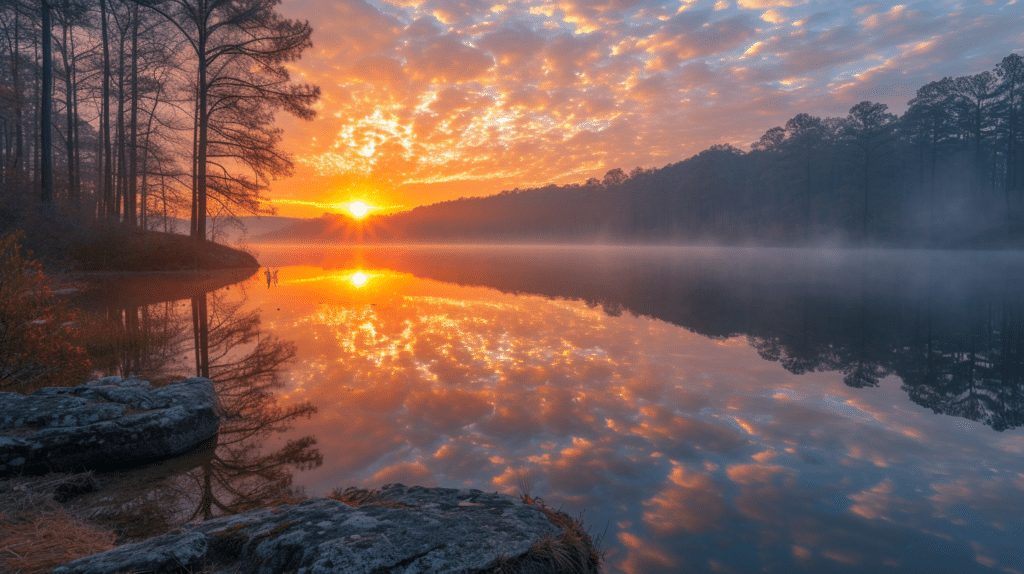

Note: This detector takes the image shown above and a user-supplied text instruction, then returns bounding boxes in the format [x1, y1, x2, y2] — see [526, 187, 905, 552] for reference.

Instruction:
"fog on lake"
[85, 245, 1024, 574]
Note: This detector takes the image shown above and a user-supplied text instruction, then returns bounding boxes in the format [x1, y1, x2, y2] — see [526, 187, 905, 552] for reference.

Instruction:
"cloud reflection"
[248, 264, 1024, 573]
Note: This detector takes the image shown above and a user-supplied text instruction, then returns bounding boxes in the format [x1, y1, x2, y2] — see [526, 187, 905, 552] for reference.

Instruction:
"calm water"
[87, 245, 1024, 574]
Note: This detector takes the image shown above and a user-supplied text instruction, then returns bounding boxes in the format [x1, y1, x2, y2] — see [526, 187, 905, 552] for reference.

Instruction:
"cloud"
[269, 0, 1024, 216]
[642, 463, 727, 534]
[404, 34, 495, 84]
[737, 0, 808, 8]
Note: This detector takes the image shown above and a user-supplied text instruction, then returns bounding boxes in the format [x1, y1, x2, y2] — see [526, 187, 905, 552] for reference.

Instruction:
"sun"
[347, 201, 371, 219]
[350, 271, 368, 287]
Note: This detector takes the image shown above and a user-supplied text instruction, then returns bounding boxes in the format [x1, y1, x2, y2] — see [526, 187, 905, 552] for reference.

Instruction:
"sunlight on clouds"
[847, 478, 897, 520]
[738, 0, 807, 7]
[743, 41, 765, 56]
[271, 0, 1024, 216]
[529, 4, 556, 17]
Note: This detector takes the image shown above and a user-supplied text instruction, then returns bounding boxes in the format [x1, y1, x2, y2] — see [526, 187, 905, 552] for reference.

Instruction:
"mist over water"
[77, 244, 1024, 573]
[238, 244, 1024, 573]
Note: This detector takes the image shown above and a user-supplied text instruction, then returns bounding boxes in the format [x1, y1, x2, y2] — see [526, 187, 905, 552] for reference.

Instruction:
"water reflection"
[75, 276, 320, 539]
[248, 246, 1024, 574]
[259, 245, 1024, 432]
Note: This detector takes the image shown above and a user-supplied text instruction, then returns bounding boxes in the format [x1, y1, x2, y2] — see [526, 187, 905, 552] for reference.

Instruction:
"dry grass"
[327, 486, 416, 509]
[505, 493, 604, 574]
[0, 474, 116, 574]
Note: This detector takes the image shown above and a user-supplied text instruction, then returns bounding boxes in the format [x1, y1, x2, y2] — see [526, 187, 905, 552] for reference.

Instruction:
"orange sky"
[264, 0, 1024, 218]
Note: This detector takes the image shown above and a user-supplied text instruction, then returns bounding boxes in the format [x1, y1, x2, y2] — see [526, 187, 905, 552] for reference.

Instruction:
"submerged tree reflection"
[303, 247, 1024, 432]
[189, 289, 321, 521]
[80, 278, 320, 539]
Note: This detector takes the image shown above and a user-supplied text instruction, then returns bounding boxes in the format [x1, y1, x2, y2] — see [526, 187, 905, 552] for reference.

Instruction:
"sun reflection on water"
[243, 261, 1024, 574]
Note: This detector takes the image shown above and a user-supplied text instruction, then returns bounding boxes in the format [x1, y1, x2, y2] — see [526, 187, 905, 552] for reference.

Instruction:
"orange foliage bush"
[0, 231, 91, 393]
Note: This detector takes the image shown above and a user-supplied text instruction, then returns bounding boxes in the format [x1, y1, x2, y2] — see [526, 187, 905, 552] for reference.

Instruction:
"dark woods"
[298, 53, 1024, 247]
[0, 0, 318, 241]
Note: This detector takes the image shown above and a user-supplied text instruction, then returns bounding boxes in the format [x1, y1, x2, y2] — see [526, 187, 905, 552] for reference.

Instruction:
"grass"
[501, 493, 604, 574]
[0, 474, 116, 574]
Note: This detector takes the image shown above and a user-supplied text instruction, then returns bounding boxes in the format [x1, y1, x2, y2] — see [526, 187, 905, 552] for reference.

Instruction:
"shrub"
[0, 231, 91, 392]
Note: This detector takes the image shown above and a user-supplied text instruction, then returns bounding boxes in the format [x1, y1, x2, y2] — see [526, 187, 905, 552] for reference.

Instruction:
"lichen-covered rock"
[52, 484, 580, 574]
[0, 377, 219, 475]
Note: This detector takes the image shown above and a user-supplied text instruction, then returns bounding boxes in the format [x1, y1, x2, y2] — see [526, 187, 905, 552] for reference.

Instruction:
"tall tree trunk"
[863, 160, 870, 242]
[12, 13, 23, 185]
[804, 157, 811, 242]
[930, 127, 938, 244]
[140, 85, 162, 231]
[190, 90, 198, 238]
[40, 0, 53, 204]
[116, 28, 127, 223]
[31, 18, 41, 188]
[100, 0, 114, 220]
[70, 21, 81, 211]
[60, 5, 78, 208]
[127, 4, 139, 227]
[195, 22, 208, 242]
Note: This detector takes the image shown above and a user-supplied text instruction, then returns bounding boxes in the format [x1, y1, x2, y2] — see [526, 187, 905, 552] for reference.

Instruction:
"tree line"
[310, 53, 1023, 247]
[0, 0, 318, 241]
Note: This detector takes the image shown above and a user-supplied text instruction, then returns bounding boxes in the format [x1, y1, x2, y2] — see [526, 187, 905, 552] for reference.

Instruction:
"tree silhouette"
[76, 282, 321, 538]
[841, 101, 897, 241]
[130, 0, 319, 241]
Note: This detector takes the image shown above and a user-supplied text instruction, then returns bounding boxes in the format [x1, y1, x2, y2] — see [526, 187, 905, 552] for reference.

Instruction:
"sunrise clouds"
[268, 0, 1024, 217]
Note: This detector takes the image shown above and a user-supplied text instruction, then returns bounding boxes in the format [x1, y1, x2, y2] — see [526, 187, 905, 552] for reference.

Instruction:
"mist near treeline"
[267, 54, 1024, 248]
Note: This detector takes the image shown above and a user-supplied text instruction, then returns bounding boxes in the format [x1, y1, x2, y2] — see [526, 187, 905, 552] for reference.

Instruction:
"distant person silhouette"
[265, 268, 272, 288]
[272, 269, 279, 286]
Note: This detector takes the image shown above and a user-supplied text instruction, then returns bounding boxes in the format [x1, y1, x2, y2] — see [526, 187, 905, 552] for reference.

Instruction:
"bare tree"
[39, 0, 51, 204]
[131, 0, 318, 241]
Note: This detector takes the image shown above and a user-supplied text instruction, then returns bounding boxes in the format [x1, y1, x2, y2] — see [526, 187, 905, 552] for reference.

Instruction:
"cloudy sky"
[265, 0, 1024, 217]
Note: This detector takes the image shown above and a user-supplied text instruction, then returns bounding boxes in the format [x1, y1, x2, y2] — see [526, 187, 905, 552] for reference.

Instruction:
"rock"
[0, 377, 219, 476]
[52, 484, 600, 574]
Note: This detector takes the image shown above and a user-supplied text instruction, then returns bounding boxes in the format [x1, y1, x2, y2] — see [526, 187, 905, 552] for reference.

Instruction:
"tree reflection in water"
[266, 245, 1024, 432]
[80, 279, 320, 540]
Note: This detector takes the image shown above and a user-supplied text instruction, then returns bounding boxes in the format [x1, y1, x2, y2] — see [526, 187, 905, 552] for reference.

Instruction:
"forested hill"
[266, 53, 1024, 248]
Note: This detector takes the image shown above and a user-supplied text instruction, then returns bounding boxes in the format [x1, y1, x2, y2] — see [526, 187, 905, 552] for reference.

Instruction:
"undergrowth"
[0, 474, 115, 574]
[498, 493, 604, 574]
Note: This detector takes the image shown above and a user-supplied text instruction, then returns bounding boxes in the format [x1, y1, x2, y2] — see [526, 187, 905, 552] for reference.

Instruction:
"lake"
[84, 245, 1024, 573]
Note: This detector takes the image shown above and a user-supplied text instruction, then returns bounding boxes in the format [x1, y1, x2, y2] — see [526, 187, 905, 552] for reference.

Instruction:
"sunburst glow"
[348, 201, 371, 219]
[350, 271, 369, 287]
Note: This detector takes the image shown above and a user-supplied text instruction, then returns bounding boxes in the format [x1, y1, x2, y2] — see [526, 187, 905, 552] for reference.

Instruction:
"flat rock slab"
[53, 485, 566, 574]
[0, 377, 219, 475]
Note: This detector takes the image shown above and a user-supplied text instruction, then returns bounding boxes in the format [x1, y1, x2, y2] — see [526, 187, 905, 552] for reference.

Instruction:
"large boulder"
[52, 484, 600, 574]
[0, 377, 219, 476]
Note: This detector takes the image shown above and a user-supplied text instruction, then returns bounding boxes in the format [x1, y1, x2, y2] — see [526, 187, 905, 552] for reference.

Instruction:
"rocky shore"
[0, 377, 219, 476]
[1, 379, 603, 573]
[52, 484, 601, 574]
